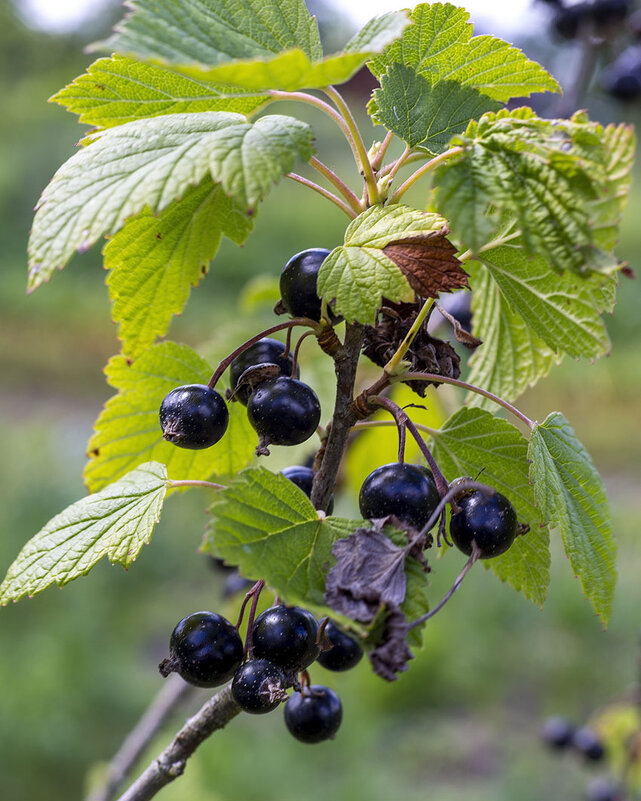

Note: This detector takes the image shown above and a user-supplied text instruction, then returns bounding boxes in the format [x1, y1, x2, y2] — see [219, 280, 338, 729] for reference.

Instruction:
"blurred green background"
[1, 2, 641, 800]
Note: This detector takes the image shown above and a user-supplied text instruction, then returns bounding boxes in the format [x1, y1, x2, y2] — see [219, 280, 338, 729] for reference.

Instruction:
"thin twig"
[389, 147, 463, 203]
[116, 686, 241, 801]
[370, 130, 395, 172]
[384, 297, 434, 374]
[287, 173, 357, 218]
[291, 330, 315, 376]
[309, 156, 363, 212]
[87, 674, 194, 801]
[352, 419, 439, 438]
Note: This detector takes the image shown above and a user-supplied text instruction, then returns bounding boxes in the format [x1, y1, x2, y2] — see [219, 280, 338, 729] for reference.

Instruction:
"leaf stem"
[168, 480, 225, 491]
[208, 318, 319, 389]
[309, 156, 363, 212]
[394, 372, 535, 430]
[370, 130, 395, 172]
[407, 544, 481, 630]
[267, 89, 355, 146]
[389, 146, 463, 203]
[458, 228, 521, 262]
[352, 419, 439, 438]
[287, 173, 357, 218]
[323, 86, 380, 205]
[383, 144, 412, 185]
[384, 298, 434, 375]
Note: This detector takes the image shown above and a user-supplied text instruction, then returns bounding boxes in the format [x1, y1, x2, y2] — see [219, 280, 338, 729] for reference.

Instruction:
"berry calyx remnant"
[231, 659, 288, 714]
[229, 338, 298, 405]
[317, 620, 363, 672]
[281, 465, 334, 514]
[449, 487, 518, 558]
[359, 462, 440, 531]
[284, 685, 343, 743]
[159, 384, 228, 449]
[159, 611, 243, 687]
[252, 605, 320, 673]
[247, 377, 321, 447]
[279, 248, 341, 323]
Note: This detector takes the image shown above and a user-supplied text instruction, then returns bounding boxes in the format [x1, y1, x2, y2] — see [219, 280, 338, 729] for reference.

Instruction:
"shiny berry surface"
[284, 685, 343, 743]
[317, 621, 363, 672]
[449, 488, 517, 559]
[359, 463, 440, 531]
[252, 605, 320, 673]
[229, 338, 298, 405]
[231, 659, 287, 714]
[168, 611, 243, 687]
[159, 384, 228, 449]
[281, 465, 334, 514]
[279, 248, 340, 322]
[247, 377, 321, 446]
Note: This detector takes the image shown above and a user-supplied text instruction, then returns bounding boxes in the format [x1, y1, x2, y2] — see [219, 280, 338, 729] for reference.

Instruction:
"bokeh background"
[1, 1, 641, 799]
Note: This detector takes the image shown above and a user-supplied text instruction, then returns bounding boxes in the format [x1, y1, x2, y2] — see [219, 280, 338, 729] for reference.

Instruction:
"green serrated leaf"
[430, 408, 550, 606]
[317, 204, 448, 324]
[105, 177, 253, 358]
[467, 263, 559, 409]
[181, 11, 410, 92]
[50, 56, 269, 128]
[529, 412, 616, 623]
[28, 112, 313, 289]
[204, 467, 430, 634]
[369, 3, 560, 102]
[90, 0, 323, 65]
[370, 65, 501, 152]
[84, 343, 255, 492]
[0, 462, 168, 605]
[434, 108, 612, 273]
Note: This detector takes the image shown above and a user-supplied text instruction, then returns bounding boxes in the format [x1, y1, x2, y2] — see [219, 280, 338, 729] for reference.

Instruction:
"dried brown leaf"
[384, 237, 468, 298]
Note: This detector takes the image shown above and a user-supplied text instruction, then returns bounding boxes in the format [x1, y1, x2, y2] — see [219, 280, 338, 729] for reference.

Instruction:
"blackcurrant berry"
[229, 338, 298, 405]
[592, 0, 629, 27]
[252, 605, 320, 673]
[573, 727, 606, 762]
[552, 3, 590, 39]
[359, 463, 440, 531]
[449, 487, 517, 559]
[231, 659, 288, 714]
[586, 778, 621, 801]
[604, 71, 641, 101]
[159, 611, 243, 688]
[317, 621, 363, 672]
[159, 384, 228, 449]
[284, 685, 343, 743]
[247, 377, 321, 446]
[281, 465, 334, 514]
[541, 716, 575, 750]
[279, 248, 341, 323]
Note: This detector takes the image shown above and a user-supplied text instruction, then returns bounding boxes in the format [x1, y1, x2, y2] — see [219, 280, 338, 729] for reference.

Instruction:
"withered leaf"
[435, 301, 482, 349]
[368, 603, 413, 682]
[324, 527, 408, 623]
[363, 301, 461, 397]
[384, 236, 468, 298]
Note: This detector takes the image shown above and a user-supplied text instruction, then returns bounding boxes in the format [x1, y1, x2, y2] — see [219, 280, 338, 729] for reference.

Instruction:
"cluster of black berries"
[159, 249, 335, 454]
[359, 462, 518, 558]
[541, 716, 618, 800]
[159, 605, 362, 744]
[541, 0, 641, 102]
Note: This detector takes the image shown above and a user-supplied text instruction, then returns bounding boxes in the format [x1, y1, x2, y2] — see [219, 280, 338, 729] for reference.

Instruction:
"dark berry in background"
[317, 620, 363, 672]
[159, 384, 228, 449]
[281, 465, 334, 514]
[229, 338, 298, 405]
[359, 462, 440, 531]
[541, 716, 575, 750]
[573, 727, 606, 762]
[284, 685, 343, 743]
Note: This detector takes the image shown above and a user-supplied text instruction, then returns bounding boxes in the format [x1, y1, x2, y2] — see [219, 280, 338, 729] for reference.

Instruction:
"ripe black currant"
[229, 338, 298, 405]
[231, 659, 288, 714]
[252, 605, 320, 673]
[279, 248, 341, 322]
[573, 727, 606, 762]
[284, 685, 343, 743]
[159, 611, 243, 688]
[552, 3, 590, 39]
[247, 377, 321, 446]
[586, 778, 621, 801]
[359, 462, 440, 531]
[592, 0, 630, 27]
[604, 70, 641, 101]
[541, 716, 575, 750]
[159, 384, 228, 449]
[281, 465, 334, 514]
[317, 620, 363, 672]
[449, 487, 517, 559]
